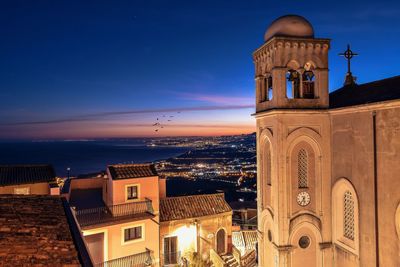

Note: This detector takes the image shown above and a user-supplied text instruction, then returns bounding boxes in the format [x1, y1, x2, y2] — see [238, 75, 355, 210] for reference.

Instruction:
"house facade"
[0, 165, 59, 195]
[65, 163, 246, 267]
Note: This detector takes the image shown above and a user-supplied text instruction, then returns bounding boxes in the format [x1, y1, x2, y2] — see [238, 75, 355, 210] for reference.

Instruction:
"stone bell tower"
[255, 15, 333, 267]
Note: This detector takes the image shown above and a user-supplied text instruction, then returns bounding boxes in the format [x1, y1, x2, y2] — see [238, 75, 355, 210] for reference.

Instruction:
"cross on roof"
[339, 44, 358, 74]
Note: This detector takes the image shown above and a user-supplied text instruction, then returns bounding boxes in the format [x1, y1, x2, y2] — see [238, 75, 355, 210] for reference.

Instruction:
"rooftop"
[0, 164, 56, 187]
[0, 195, 91, 266]
[160, 193, 232, 222]
[330, 75, 400, 109]
[108, 164, 158, 180]
[75, 200, 155, 230]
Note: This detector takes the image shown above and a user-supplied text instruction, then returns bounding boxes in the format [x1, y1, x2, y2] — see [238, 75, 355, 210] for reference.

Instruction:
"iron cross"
[339, 44, 358, 74]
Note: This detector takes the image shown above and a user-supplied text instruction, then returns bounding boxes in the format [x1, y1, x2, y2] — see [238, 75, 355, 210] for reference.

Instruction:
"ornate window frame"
[332, 178, 359, 255]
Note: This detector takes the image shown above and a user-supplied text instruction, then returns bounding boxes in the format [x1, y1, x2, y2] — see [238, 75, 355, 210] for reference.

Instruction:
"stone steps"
[221, 254, 239, 267]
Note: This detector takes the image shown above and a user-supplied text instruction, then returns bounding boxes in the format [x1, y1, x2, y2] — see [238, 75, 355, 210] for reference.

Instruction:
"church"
[255, 15, 400, 267]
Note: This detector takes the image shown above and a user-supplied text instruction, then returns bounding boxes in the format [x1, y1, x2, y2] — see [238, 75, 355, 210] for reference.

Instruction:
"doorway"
[164, 236, 178, 265]
[216, 229, 226, 254]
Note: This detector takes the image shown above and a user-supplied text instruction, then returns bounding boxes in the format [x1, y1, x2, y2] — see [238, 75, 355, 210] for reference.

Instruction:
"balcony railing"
[75, 199, 154, 228]
[95, 250, 153, 267]
[161, 251, 182, 266]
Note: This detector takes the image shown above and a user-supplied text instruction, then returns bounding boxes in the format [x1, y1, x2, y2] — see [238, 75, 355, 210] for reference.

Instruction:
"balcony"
[95, 250, 153, 267]
[75, 199, 154, 229]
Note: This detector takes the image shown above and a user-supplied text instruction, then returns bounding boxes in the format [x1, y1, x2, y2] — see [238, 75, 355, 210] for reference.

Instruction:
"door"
[84, 233, 104, 264]
[164, 236, 178, 265]
[216, 229, 226, 254]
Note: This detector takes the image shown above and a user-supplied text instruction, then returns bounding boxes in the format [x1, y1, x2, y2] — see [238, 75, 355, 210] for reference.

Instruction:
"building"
[159, 193, 232, 265]
[254, 15, 400, 267]
[65, 164, 160, 266]
[0, 164, 59, 195]
[64, 163, 252, 267]
[0, 195, 91, 266]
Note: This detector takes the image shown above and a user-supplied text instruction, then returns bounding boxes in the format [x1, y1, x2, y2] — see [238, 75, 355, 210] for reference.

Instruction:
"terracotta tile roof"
[330, 75, 400, 108]
[108, 164, 157, 180]
[0, 195, 91, 266]
[0, 164, 56, 187]
[160, 193, 232, 222]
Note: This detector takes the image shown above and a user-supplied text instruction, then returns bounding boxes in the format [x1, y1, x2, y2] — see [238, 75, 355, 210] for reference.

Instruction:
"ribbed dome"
[264, 15, 314, 42]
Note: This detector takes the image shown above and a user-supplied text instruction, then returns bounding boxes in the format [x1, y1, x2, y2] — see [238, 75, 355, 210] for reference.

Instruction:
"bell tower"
[255, 15, 333, 267]
[254, 15, 330, 113]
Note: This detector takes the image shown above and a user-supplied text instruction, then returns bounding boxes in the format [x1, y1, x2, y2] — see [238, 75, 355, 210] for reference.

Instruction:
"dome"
[264, 15, 314, 42]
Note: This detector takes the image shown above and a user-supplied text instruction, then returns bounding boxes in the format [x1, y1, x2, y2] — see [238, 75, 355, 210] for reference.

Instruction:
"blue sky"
[1, 0, 399, 139]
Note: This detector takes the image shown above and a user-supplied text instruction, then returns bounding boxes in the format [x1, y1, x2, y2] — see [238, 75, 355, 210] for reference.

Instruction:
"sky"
[1, 0, 400, 140]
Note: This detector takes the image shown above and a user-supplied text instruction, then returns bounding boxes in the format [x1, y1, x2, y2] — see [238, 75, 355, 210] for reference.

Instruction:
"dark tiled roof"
[108, 164, 157, 180]
[329, 75, 400, 109]
[0, 164, 56, 187]
[160, 193, 232, 222]
[0, 195, 91, 266]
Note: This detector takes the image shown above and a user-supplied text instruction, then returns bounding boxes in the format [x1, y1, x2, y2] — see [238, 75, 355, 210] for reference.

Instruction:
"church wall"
[331, 105, 400, 267]
[331, 110, 375, 266]
[375, 107, 400, 267]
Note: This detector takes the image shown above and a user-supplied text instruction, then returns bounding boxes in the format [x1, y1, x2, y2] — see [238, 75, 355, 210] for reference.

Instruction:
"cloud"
[4, 104, 254, 126]
[175, 92, 253, 105]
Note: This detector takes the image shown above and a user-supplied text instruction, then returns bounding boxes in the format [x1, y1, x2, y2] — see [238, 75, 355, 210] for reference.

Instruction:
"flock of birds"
[152, 111, 181, 132]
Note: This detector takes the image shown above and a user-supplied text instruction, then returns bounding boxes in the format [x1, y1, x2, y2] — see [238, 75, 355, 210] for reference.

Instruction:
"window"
[267, 76, 273, 100]
[298, 149, 308, 188]
[259, 75, 272, 102]
[286, 69, 300, 99]
[344, 191, 355, 240]
[266, 147, 272, 186]
[164, 236, 178, 265]
[126, 185, 138, 200]
[332, 178, 359, 254]
[124, 226, 142, 242]
[302, 70, 315, 99]
[298, 236, 310, 249]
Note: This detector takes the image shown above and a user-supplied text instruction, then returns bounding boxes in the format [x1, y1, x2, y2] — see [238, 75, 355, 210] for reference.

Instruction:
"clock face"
[297, 191, 311, 206]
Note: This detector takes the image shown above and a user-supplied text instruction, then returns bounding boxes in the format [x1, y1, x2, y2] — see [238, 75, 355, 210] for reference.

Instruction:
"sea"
[0, 139, 189, 177]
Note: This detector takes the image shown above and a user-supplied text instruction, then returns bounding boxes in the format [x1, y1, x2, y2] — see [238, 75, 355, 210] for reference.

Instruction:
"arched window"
[267, 76, 273, 100]
[343, 191, 355, 240]
[286, 69, 300, 99]
[332, 178, 359, 255]
[259, 75, 272, 102]
[298, 149, 308, 188]
[302, 70, 315, 99]
[266, 148, 272, 186]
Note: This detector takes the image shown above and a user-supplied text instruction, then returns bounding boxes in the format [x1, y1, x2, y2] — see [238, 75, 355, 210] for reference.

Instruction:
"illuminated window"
[298, 149, 308, 188]
[127, 185, 138, 200]
[344, 191, 355, 240]
[124, 226, 142, 242]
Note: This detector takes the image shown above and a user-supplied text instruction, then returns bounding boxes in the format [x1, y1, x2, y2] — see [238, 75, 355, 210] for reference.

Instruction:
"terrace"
[74, 199, 155, 230]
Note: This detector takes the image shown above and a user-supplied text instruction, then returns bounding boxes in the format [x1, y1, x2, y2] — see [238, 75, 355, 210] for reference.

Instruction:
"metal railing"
[95, 250, 153, 267]
[161, 251, 181, 266]
[75, 199, 154, 228]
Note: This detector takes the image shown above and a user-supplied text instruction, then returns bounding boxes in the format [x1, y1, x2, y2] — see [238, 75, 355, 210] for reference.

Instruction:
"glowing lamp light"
[173, 224, 197, 253]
